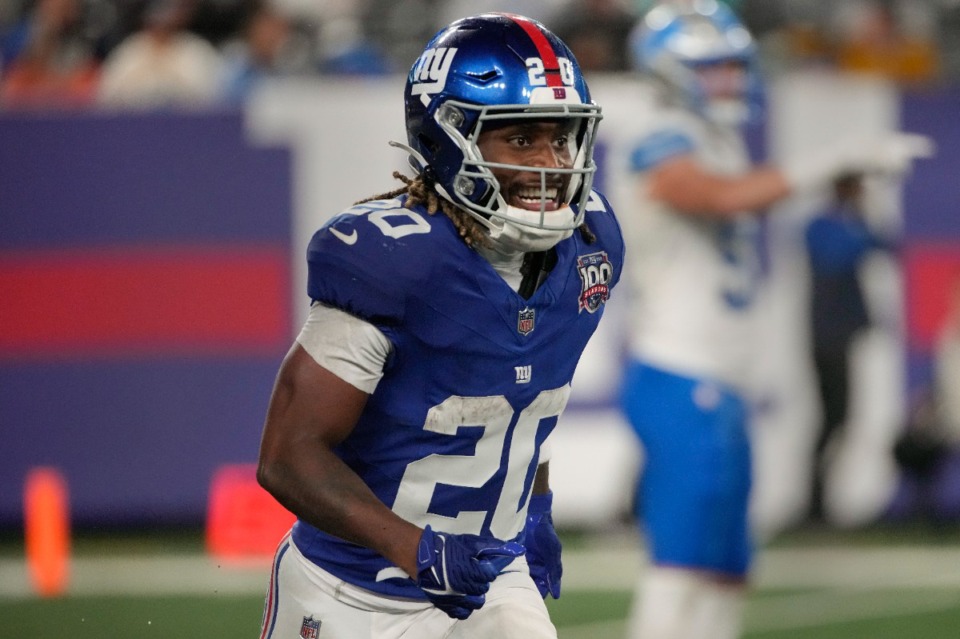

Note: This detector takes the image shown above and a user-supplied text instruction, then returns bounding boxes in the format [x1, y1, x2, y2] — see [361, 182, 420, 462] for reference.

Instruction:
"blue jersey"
[292, 192, 623, 598]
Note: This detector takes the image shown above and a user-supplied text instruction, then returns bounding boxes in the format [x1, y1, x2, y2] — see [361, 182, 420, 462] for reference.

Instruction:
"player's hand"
[523, 492, 562, 599]
[415, 525, 524, 619]
[854, 132, 935, 176]
[784, 132, 935, 193]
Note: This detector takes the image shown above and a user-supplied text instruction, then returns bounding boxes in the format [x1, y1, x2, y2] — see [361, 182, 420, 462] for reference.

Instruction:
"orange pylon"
[206, 463, 295, 561]
[24, 467, 71, 597]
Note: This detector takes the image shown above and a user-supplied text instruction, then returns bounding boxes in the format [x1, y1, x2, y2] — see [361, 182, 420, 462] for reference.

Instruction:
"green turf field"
[3, 526, 960, 638]
[1, 594, 265, 638]
[4, 588, 960, 639]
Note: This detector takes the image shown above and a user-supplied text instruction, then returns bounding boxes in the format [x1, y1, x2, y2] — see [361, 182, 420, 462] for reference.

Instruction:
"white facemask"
[484, 205, 575, 253]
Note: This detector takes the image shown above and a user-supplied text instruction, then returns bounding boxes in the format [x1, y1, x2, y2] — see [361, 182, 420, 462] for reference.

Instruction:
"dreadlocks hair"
[578, 218, 596, 245]
[356, 171, 490, 248]
[356, 171, 596, 247]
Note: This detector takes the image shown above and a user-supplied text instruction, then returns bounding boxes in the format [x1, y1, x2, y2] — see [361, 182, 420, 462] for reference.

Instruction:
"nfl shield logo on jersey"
[517, 307, 536, 335]
[300, 615, 321, 639]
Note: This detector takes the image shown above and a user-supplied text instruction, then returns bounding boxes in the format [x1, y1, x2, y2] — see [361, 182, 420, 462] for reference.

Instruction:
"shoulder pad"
[306, 197, 451, 324]
[580, 189, 625, 292]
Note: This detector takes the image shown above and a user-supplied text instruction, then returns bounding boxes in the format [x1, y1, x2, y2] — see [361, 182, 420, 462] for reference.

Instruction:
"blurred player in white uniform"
[618, 2, 933, 638]
[255, 13, 624, 639]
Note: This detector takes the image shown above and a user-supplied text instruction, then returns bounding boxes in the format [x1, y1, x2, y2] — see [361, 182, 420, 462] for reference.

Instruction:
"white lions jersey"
[616, 105, 765, 390]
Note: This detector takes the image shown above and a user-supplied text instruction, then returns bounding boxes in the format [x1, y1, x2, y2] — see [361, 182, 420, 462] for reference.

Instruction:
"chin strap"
[518, 249, 558, 300]
[484, 206, 575, 254]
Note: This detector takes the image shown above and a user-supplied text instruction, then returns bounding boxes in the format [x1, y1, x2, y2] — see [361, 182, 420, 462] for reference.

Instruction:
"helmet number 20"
[526, 57, 575, 87]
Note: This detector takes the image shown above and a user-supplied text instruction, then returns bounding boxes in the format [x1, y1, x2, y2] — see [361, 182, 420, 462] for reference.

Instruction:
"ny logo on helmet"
[411, 47, 458, 107]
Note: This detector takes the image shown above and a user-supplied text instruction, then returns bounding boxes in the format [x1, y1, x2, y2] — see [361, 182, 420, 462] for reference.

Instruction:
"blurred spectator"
[551, 0, 637, 72]
[831, 0, 941, 85]
[189, 0, 257, 47]
[435, 0, 568, 30]
[97, 0, 223, 108]
[317, 14, 391, 75]
[0, 0, 99, 109]
[804, 172, 896, 523]
[0, 1, 19, 34]
[361, 0, 443, 72]
[218, 2, 311, 103]
[249, 0, 385, 75]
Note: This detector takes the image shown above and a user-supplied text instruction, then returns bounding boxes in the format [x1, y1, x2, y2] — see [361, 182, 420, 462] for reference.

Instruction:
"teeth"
[518, 187, 558, 201]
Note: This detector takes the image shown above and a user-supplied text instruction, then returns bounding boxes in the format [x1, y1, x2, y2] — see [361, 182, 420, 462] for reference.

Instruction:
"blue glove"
[524, 492, 562, 599]
[415, 525, 524, 619]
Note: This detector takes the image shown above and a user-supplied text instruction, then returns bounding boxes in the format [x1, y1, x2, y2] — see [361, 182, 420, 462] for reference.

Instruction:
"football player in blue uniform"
[618, 2, 932, 638]
[255, 13, 623, 639]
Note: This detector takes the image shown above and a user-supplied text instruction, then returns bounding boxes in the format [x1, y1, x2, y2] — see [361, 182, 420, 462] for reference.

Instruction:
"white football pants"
[259, 535, 557, 639]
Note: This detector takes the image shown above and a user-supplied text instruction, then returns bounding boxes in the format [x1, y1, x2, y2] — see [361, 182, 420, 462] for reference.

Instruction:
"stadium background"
[2, 69, 960, 637]
[3, 71, 957, 533]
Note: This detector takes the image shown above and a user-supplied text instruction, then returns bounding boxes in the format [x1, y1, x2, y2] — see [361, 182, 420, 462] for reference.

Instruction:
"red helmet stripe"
[503, 14, 564, 87]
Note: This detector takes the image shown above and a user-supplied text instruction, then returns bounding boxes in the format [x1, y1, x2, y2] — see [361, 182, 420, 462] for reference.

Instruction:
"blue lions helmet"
[629, 0, 763, 124]
[402, 13, 602, 233]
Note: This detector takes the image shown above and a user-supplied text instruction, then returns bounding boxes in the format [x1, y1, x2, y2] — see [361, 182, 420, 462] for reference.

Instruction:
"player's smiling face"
[476, 120, 576, 212]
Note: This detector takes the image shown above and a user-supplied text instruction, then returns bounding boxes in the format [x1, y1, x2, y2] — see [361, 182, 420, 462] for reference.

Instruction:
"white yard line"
[4, 543, 960, 600]
[746, 588, 960, 632]
[753, 546, 960, 589]
[557, 589, 960, 638]
[564, 542, 960, 590]
[0, 555, 270, 599]
[557, 540, 960, 637]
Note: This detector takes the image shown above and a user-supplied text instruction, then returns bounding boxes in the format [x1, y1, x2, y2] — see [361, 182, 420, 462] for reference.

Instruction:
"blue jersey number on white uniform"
[719, 219, 762, 309]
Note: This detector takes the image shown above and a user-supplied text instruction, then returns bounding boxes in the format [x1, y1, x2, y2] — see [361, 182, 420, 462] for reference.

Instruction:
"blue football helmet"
[401, 13, 602, 234]
[629, 0, 764, 124]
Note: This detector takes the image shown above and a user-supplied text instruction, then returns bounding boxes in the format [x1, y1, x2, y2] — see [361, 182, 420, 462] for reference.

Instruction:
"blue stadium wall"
[1, 83, 958, 531]
[0, 110, 293, 528]
[902, 89, 960, 390]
